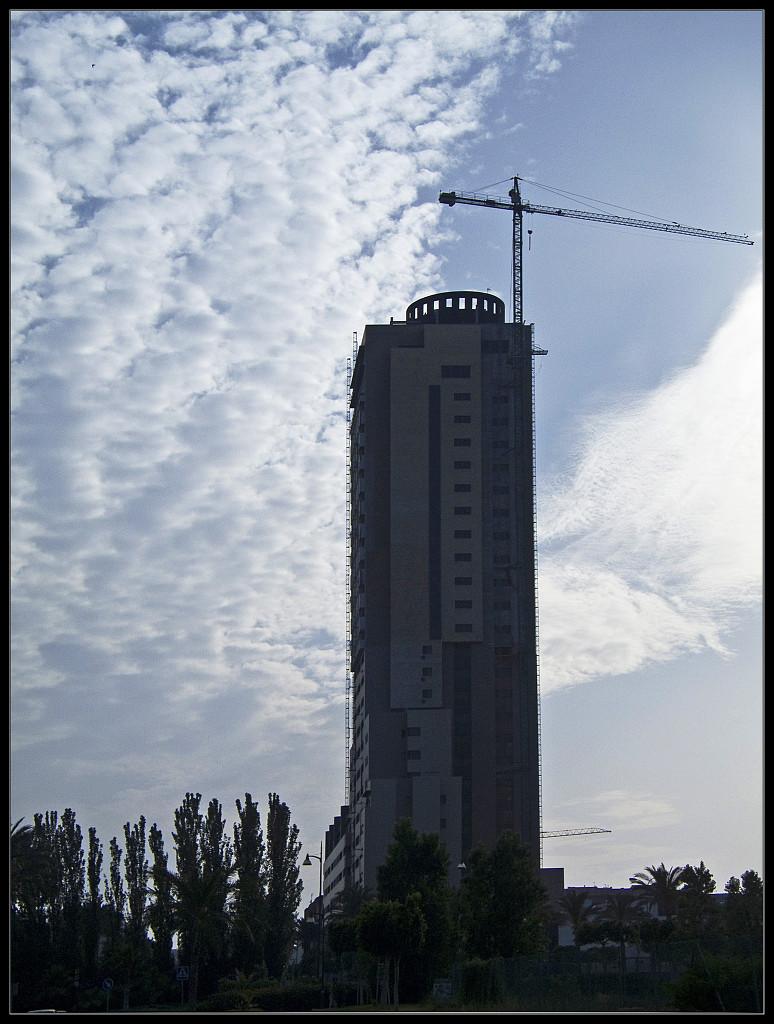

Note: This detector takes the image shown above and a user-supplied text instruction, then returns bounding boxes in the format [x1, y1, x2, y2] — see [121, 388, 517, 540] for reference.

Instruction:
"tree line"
[321, 834, 763, 1011]
[11, 791, 303, 1012]
[12, 798, 764, 1013]
[322, 822, 549, 1008]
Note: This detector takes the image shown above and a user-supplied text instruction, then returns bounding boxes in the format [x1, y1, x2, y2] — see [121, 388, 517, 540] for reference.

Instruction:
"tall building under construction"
[324, 289, 542, 903]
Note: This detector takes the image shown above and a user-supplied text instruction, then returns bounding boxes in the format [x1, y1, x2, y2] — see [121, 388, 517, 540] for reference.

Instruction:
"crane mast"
[439, 175, 753, 327]
[438, 177, 751, 864]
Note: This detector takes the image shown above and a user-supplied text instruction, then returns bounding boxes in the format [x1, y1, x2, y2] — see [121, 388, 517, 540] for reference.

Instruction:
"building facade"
[328, 290, 542, 897]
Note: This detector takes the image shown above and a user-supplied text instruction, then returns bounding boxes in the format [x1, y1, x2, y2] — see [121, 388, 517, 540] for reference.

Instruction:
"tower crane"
[439, 175, 753, 333]
[439, 178, 751, 866]
[541, 827, 611, 840]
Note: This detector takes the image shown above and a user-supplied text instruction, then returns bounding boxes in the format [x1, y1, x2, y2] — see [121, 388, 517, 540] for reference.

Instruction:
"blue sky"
[11, 9, 762, 900]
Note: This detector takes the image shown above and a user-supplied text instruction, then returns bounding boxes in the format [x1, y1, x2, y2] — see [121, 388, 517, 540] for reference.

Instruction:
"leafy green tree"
[377, 818, 452, 996]
[82, 827, 103, 983]
[356, 896, 426, 1007]
[54, 809, 85, 970]
[458, 830, 547, 960]
[676, 861, 716, 937]
[264, 793, 303, 979]
[377, 818, 449, 904]
[104, 835, 126, 953]
[327, 915, 359, 959]
[148, 823, 174, 974]
[11, 818, 55, 1010]
[629, 862, 685, 919]
[116, 817, 150, 1009]
[232, 793, 267, 975]
[124, 816, 149, 948]
[12, 818, 47, 909]
[330, 881, 372, 919]
[170, 792, 236, 1006]
[32, 811, 60, 923]
[724, 870, 763, 940]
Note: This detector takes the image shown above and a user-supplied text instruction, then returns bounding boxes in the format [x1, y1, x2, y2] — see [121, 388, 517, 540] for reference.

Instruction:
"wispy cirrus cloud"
[538, 273, 762, 692]
[11, 9, 578, 839]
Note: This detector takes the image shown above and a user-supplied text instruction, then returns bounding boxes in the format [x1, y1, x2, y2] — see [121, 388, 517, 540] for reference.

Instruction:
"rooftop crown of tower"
[406, 290, 505, 325]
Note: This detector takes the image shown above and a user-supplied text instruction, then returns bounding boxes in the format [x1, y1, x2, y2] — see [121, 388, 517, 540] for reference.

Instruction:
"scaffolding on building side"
[345, 332, 357, 803]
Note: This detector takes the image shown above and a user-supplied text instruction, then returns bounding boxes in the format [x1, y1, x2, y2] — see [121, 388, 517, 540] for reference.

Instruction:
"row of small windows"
[416, 295, 497, 315]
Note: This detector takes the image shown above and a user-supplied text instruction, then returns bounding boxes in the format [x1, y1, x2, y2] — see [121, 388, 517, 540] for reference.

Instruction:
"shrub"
[460, 958, 503, 1005]
[250, 980, 324, 1011]
[671, 954, 762, 1012]
[196, 989, 253, 1011]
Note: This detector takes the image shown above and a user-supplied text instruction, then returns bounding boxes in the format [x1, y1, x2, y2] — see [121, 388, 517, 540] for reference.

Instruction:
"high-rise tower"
[326, 289, 542, 901]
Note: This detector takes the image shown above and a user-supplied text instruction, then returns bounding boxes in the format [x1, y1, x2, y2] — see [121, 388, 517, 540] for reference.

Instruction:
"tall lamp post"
[303, 843, 324, 1002]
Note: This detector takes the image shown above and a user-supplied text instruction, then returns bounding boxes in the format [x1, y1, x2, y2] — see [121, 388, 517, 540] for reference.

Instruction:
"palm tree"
[558, 889, 599, 950]
[11, 818, 52, 913]
[596, 890, 649, 1007]
[629, 863, 686, 920]
[168, 865, 236, 1007]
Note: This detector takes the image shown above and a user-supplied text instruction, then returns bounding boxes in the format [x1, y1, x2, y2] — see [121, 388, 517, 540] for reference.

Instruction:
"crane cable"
[461, 173, 681, 225]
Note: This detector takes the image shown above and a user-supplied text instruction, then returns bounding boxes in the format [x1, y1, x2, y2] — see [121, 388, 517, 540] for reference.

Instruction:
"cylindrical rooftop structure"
[406, 290, 505, 325]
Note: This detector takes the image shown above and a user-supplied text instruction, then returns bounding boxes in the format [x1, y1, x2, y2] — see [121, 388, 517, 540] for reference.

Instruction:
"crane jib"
[438, 190, 753, 245]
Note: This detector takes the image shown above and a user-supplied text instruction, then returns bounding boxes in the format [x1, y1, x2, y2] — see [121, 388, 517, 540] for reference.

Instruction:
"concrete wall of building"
[343, 296, 541, 895]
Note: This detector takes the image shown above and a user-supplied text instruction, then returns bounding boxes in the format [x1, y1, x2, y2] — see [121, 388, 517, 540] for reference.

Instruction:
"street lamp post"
[303, 843, 324, 1005]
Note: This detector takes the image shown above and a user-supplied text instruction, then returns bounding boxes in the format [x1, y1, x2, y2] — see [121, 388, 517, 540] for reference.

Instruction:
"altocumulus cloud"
[538, 272, 762, 692]
[11, 10, 577, 830]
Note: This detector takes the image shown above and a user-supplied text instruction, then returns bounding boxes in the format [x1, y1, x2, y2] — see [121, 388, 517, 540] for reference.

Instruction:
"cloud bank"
[11, 10, 578, 835]
[538, 273, 763, 692]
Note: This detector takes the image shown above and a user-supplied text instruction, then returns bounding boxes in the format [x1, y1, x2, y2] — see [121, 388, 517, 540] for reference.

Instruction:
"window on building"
[455, 599, 473, 609]
[442, 365, 471, 378]
[455, 553, 472, 562]
[454, 506, 471, 515]
[454, 438, 472, 447]
[454, 483, 471, 492]
[454, 529, 472, 539]
[453, 392, 471, 401]
[454, 460, 471, 469]
[454, 415, 471, 423]
[454, 576, 472, 585]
